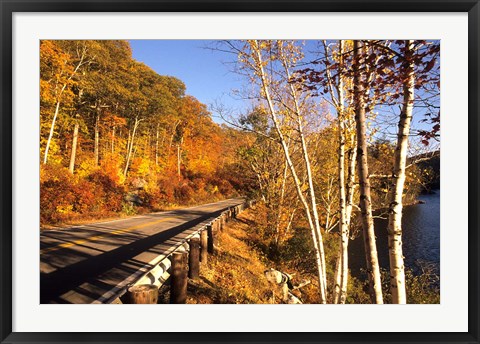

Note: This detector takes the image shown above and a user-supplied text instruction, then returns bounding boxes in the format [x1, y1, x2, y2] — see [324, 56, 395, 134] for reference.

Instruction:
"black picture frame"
[1, 1, 478, 343]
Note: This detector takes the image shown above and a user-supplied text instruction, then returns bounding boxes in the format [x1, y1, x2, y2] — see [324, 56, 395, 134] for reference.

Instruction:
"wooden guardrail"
[113, 200, 252, 304]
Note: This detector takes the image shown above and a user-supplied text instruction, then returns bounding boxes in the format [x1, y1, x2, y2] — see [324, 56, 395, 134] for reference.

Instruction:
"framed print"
[1, 1, 479, 343]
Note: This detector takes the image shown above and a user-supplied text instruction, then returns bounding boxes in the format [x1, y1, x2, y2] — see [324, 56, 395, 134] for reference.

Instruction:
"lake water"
[348, 191, 440, 277]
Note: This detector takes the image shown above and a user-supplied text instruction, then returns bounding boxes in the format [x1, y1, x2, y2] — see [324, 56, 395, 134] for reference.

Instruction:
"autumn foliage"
[40, 40, 254, 225]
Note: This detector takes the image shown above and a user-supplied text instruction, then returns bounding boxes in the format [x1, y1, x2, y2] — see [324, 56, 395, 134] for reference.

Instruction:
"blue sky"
[129, 40, 439, 149]
[129, 40, 245, 121]
[129, 40, 322, 122]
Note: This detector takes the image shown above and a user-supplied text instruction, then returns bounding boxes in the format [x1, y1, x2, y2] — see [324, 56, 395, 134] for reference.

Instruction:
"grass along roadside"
[158, 208, 299, 304]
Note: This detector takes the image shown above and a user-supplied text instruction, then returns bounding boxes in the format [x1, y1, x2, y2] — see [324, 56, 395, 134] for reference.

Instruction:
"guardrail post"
[188, 238, 200, 279]
[200, 229, 208, 263]
[218, 216, 223, 232]
[126, 284, 158, 304]
[207, 224, 215, 254]
[170, 251, 188, 304]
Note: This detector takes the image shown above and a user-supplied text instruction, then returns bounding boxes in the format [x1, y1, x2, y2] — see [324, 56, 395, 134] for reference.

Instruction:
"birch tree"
[365, 40, 440, 303]
[353, 40, 384, 304]
[322, 40, 351, 304]
[68, 114, 80, 174]
[384, 41, 415, 303]
[385, 40, 438, 303]
[301, 40, 359, 303]
[229, 40, 329, 303]
[41, 41, 89, 164]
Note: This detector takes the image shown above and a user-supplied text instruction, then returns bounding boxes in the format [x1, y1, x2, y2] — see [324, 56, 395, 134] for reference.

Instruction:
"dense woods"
[40, 40, 255, 224]
[40, 39, 440, 304]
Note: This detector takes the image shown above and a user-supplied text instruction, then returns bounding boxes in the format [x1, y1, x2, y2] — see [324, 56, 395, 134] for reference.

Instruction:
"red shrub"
[88, 170, 124, 212]
[174, 182, 194, 203]
[40, 164, 77, 223]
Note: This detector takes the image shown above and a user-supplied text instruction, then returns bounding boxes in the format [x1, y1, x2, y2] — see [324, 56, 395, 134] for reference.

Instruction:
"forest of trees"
[40, 40, 255, 225]
[218, 40, 439, 304]
[40, 39, 440, 304]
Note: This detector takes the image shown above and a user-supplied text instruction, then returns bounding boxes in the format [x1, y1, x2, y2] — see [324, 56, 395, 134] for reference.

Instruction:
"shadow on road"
[40, 210, 226, 304]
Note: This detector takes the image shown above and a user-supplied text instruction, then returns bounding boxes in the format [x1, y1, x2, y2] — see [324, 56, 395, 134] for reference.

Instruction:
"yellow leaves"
[259, 41, 269, 50]
[76, 158, 99, 179]
[100, 153, 125, 184]
[56, 204, 73, 214]
[38, 40, 258, 225]
[135, 158, 151, 178]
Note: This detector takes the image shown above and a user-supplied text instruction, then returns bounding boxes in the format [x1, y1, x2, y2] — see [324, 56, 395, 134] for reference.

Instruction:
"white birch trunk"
[155, 123, 159, 166]
[387, 40, 414, 304]
[43, 49, 87, 164]
[177, 143, 181, 178]
[94, 111, 100, 166]
[324, 40, 352, 304]
[43, 96, 64, 164]
[124, 116, 140, 177]
[353, 40, 384, 304]
[278, 44, 327, 291]
[68, 118, 80, 174]
[274, 160, 289, 247]
[335, 40, 350, 304]
[251, 40, 327, 303]
[346, 134, 357, 223]
[333, 245, 343, 304]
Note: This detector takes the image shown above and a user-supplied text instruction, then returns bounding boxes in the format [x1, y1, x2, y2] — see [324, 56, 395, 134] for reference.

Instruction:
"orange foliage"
[40, 40, 255, 226]
[100, 153, 124, 184]
[40, 164, 125, 224]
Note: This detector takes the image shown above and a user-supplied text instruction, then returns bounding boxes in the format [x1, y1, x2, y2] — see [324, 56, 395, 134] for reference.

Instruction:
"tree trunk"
[155, 123, 159, 166]
[43, 49, 86, 164]
[251, 40, 327, 303]
[111, 126, 115, 154]
[94, 110, 100, 166]
[279, 45, 327, 292]
[177, 143, 181, 178]
[346, 134, 357, 222]
[297, 117, 328, 294]
[333, 245, 342, 304]
[124, 116, 140, 177]
[387, 40, 414, 304]
[353, 40, 383, 304]
[274, 160, 289, 247]
[332, 40, 351, 304]
[68, 117, 80, 174]
[43, 96, 64, 164]
[126, 129, 131, 157]
[146, 129, 151, 158]
[335, 135, 358, 304]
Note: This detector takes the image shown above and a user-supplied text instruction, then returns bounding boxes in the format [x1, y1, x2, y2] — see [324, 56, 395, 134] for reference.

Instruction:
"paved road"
[40, 198, 245, 304]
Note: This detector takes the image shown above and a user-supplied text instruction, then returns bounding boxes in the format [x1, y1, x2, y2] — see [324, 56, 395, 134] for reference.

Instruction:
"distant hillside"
[408, 150, 440, 191]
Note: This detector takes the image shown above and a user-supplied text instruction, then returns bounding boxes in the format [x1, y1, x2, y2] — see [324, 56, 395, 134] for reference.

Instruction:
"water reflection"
[349, 191, 440, 277]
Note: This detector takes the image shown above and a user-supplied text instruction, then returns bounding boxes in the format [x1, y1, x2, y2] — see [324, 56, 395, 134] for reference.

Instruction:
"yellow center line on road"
[41, 217, 175, 254]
